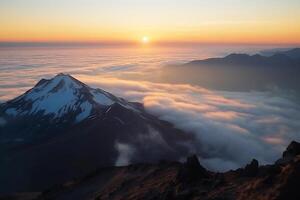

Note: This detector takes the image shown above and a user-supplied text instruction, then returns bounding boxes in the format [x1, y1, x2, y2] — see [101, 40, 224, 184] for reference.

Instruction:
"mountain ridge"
[186, 48, 300, 67]
[161, 48, 300, 91]
[0, 74, 194, 194]
[3, 140, 299, 200]
[260, 48, 300, 59]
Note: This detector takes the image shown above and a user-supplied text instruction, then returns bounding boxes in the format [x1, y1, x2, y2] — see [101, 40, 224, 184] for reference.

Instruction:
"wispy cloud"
[115, 142, 136, 166]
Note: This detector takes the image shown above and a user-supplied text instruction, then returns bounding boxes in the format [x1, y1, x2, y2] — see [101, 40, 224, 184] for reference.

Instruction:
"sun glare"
[141, 36, 150, 44]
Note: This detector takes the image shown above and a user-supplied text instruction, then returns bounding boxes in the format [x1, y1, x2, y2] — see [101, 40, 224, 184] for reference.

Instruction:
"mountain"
[162, 48, 300, 91]
[4, 141, 299, 200]
[0, 74, 193, 194]
[0, 73, 131, 145]
[260, 48, 300, 59]
[186, 52, 299, 67]
[278, 48, 300, 60]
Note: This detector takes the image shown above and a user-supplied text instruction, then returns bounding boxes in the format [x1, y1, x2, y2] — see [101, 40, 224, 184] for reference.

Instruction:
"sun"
[141, 36, 150, 44]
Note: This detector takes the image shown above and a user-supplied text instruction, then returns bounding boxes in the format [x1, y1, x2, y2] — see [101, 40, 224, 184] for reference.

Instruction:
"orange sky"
[1, 0, 300, 45]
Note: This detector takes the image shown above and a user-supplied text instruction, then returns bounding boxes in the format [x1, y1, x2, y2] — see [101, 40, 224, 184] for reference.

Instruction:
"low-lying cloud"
[78, 76, 300, 171]
[115, 142, 136, 166]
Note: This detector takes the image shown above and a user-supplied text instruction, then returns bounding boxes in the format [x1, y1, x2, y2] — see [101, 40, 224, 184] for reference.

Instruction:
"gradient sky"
[0, 0, 300, 44]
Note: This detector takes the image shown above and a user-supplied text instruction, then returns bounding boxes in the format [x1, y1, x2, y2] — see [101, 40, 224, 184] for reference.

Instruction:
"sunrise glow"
[141, 36, 149, 44]
[1, 0, 300, 197]
[0, 0, 299, 45]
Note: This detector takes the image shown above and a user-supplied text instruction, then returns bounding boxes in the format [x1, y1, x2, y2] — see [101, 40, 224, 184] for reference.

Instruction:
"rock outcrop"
[276, 141, 300, 164]
[240, 159, 259, 177]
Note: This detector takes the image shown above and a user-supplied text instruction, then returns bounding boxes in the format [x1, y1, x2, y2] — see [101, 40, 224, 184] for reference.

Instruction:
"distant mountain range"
[260, 48, 300, 59]
[162, 48, 300, 91]
[0, 74, 193, 193]
[187, 50, 300, 67]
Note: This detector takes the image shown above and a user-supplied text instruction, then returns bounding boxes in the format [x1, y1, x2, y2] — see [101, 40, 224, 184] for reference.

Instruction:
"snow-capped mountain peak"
[1, 74, 124, 122]
[29, 73, 85, 96]
[0, 74, 191, 194]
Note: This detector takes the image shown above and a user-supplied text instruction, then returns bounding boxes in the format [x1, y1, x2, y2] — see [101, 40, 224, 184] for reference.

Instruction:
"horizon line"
[1, 41, 300, 48]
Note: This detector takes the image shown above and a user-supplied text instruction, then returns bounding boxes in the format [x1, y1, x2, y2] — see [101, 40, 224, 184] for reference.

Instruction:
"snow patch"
[92, 90, 114, 106]
[20, 74, 86, 117]
[29, 85, 78, 117]
[25, 75, 82, 102]
[2, 74, 129, 120]
[75, 101, 92, 122]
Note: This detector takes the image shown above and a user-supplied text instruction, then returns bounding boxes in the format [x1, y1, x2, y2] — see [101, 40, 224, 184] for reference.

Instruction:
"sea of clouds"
[1, 46, 300, 171]
[78, 76, 300, 171]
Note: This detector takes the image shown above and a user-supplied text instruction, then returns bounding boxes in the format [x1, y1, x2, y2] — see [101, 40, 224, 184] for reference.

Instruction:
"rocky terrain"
[2, 141, 298, 200]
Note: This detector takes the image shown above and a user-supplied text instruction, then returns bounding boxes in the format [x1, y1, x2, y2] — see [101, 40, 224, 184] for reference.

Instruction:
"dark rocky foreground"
[2, 141, 300, 200]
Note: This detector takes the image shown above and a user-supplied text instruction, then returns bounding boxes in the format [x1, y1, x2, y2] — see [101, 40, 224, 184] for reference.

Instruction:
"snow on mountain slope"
[0, 74, 193, 194]
[1, 73, 130, 122]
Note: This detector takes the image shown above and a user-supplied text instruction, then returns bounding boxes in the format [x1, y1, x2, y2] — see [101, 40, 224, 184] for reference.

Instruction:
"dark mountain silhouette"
[261, 48, 300, 59]
[3, 141, 299, 200]
[187, 52, 298, 67]
[162, 48, 300, 91]
[279, 48, 300, 59]
[0, 74, 193, 194]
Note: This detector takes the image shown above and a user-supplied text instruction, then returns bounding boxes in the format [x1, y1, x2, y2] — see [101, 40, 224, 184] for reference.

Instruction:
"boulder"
[276, 141, 300, 164]
[242, 159, 259, 177]
[177, 155, 209, 183]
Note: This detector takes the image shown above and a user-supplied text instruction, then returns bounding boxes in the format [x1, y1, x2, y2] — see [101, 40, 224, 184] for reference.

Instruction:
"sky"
[0, 0, 300, 44]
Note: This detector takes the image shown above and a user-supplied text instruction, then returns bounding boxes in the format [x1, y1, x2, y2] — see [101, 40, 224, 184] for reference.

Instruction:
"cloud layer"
[78, 76, 300, 171]
[1, 46, 300, 171]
